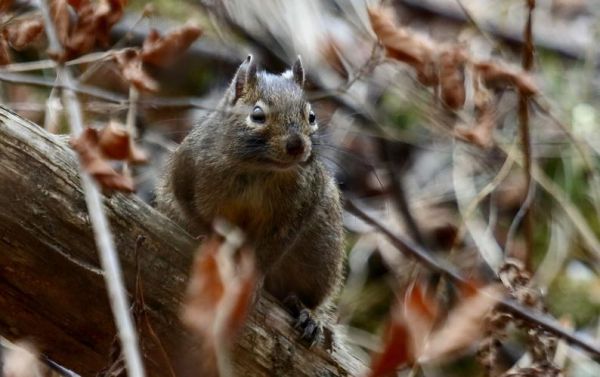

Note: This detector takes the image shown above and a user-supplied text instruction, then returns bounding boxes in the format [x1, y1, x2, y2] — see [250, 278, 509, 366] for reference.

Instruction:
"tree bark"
[0, 106, 365, 377]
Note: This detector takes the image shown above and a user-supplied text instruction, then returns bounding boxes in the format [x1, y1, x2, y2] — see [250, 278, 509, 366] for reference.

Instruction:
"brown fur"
[156, 56, 344, 316]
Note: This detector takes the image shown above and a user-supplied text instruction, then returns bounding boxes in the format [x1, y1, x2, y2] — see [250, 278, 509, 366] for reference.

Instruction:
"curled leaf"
[368, 311, 411, 377]
[368, 6, 437, 86]
[4, 19, 45, 51]
[94, 0, 128, 47]
[115, 48, 159, 92]
[50, 0, 70, 45]
[141, 22, 203, 67]
[0, 0, 13, 12]
[0, 35, 10, 66]
[455, 100, 497, 149]
[69, 127, 137, 193]
[320, 36, 348, 78]
[474, 61, 538, 96]
[182, 235, 257, 342]
[439, 47, 467, 110]
[98, 121, 147, 163]
[65, 3, 98, 59]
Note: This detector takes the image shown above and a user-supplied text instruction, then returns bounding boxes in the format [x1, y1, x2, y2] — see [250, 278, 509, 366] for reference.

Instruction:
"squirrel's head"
[223, 55, 318, 172]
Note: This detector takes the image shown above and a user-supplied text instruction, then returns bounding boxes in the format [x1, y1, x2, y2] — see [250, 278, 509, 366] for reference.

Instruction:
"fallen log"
[0, 105, 364, 376]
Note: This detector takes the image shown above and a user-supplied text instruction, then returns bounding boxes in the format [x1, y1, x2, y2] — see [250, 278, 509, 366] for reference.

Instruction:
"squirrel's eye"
[308, 110, 316, 125]
[251, 106, 266, 124]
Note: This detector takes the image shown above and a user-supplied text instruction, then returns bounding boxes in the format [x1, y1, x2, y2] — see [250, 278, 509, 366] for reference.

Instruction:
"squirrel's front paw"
[294, 308, 323, 347]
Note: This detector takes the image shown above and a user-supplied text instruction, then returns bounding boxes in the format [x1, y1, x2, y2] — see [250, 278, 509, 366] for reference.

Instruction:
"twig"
[378, 138, 426, 246]
[345, 199, 600, 358]
[36, 1, 145, 376]
[506, 0, 536, 268]
[0, 51, 116, 72]
[0, 71, 215, 110]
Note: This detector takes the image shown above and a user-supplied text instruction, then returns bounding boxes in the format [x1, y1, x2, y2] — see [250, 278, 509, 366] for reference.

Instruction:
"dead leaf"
[0, 0, 13, 12]
[50, 0, 70, 45]
[115, 48, 159, 92]
[320, 36, 348, 78]
[94, 0, 127, 47]
[70, 127, 135, 192]
[455, 102, 497, 148]
[367, 311, 411, 377]
[221, 249, 257, 339]
[98, 121, 147, 163]
[0, 34, 10, 66]
[419, 284, 503, 362]
[439, 46, 467, 110]
[182, 235, 257, 343]
[367, 6, 437, 86]
[65, 2, 98, 59]
[474, 61, 538, 96]
[4, 18, 45, 51]
[67, 0, 90, 10]
[402, 283, 439, 358]
[367, 283, 438, 377]
[181, 237, 225, 337]
[141, 22, 202, 67]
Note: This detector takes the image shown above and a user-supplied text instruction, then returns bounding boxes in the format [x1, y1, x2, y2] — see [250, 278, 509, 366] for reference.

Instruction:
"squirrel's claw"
[294, 308, 323, 347]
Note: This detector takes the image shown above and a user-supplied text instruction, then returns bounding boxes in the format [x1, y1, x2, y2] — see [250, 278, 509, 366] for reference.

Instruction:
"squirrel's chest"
[211, 181, 281, 234]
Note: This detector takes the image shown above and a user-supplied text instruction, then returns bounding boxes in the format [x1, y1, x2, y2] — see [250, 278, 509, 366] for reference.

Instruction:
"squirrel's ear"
[231, 54, 258, 104]
[292, 55, 304, 87]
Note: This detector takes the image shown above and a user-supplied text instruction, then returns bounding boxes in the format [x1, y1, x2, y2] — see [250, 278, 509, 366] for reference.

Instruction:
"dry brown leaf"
[3, 341, 48, 377]
[455, 101, 497, 149]
[69, 127, 135, 192]
[439, 47, 467, 110]
[320, 36, 348, 78]
[50, 0, 70, 45]
[67, 0, 90, 10]
[0, 34, 10, 66]
[115, 49, 159, 92]
[0, 0, 13, 12]
[367, 309, 411, 377]
[98, 121, 147, 163]
[141, 22, 203, 67]
[419, 284, 503, 363]
[368, 6, 437, 86]
[402, 283, 439, 358]
[182, 235, 257, 342]
[367, 283, 438, 376]
[94, 0, 127, 47]
[4, 19, 45, 51]
[474, 61, 538, 96]
[65, 2, 98, 59]
[181, 237, 225, 337]
[221, 249, 257, 339]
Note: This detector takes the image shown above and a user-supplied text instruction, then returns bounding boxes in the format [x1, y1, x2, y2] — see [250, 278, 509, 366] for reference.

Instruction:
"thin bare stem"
[36, 1, 145, 376]
[506, 0, 536, 268]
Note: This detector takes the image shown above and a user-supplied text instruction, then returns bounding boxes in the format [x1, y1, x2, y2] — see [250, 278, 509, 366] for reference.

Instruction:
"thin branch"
[506, 0, 536, 267]
[0, 71, 214, 110]
[36, 1, 145, 376]
[345, 199, 600, 358]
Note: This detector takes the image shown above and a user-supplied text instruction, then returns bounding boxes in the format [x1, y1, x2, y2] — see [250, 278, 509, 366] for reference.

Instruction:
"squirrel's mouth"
[258, 157, 303, 171]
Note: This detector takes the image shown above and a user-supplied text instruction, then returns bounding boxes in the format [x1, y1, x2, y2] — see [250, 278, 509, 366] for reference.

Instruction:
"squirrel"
[155, 55, 344, 345]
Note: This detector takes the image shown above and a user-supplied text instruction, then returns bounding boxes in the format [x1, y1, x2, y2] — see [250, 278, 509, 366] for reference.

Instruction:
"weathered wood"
[0, 106, 365, 376]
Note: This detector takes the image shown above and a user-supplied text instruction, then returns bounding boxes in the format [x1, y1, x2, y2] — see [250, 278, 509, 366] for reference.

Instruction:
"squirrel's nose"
[285, 134, 305, 156]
